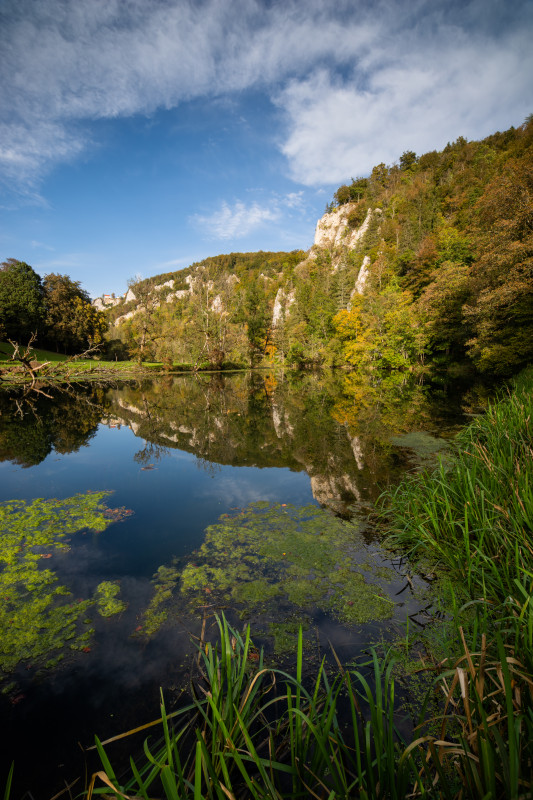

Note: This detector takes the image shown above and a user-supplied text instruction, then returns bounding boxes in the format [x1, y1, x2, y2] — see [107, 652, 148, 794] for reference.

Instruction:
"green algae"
[0, 492, 122, 685]
[145, 502, 396, 639]
[268, 618, 311, 655]
[140, 563, 181, 636]
[94, 581, 127, 617]
[390, 431, 451, 468]
[232, 578, 281, 607]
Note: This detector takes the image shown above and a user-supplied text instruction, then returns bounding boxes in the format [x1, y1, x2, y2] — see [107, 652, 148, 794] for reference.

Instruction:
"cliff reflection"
[103, 371, 462, 513]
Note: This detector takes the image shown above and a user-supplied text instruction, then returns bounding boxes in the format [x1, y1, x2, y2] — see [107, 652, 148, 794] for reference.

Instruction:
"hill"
[102, 117, 533, 376]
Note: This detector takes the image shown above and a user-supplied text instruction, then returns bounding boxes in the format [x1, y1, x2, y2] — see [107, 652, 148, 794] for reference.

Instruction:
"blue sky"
[1, 0, 531, 298]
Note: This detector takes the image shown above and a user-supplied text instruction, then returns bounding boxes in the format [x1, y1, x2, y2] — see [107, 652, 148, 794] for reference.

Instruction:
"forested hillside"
[104, 116, 532, 377]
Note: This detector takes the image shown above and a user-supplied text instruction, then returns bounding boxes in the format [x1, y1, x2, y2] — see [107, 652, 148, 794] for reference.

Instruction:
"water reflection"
[102, 370, 462, 513]
[0, 384, 109, 467]
[0, 370, 476, 796]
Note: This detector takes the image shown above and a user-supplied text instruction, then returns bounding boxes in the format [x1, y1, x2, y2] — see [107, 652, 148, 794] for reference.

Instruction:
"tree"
[43, 273, 107, 353]
[245, 280, 271, 366]
[399, 151, 418, 172]
[464, 157, 533, 374]
[123, 277, 162, 364]
[0, 259, 45, 341]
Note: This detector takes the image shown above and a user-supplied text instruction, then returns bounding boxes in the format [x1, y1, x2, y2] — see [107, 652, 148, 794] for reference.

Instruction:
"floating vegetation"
[390, 430, 451, 468]
[0, 492, 127, 687]
[94, 581, 127, 617]
[138, 564, 181, 636]
[143, 503, 396, 643]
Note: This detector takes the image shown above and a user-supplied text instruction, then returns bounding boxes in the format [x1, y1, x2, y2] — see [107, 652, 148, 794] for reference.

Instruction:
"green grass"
[380, 365, 533, 605]
[88, 616, 423, 800]
[0, 341, 247, 377]
[0, 341, 69, 362]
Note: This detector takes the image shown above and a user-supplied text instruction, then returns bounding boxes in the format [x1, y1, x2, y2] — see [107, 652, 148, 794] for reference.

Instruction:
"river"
[0, 370, 484, 796]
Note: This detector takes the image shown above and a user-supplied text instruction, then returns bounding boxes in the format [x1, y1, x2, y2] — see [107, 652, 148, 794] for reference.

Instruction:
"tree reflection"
[104, 370, 468, 513]
[0, 386, 106, 467]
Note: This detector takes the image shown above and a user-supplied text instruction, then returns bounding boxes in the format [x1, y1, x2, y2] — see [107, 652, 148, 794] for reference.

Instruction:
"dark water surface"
[0, 371, 483, 796]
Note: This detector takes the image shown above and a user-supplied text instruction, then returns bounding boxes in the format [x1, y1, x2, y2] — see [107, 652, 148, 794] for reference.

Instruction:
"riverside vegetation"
[80, 367, 532, 799]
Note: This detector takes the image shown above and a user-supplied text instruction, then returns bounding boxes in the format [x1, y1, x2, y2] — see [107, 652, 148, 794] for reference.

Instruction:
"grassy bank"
[0, 341, 254, 384]
[81, 369, 532, 799]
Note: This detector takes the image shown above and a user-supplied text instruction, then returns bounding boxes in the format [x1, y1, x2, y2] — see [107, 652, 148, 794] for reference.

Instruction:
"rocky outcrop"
[272, 288, 296, 327]
[313, 204, 372, 252]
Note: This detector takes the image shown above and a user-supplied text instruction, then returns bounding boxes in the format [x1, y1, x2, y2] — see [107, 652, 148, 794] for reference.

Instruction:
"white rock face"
[124, 288, 136, 303]
[313, 205, 372, 251]
[154, 279, 175, 291]
[272, 288, 296, 327]
[115, 310, 136, 324]
[211, 294, 223, 313]
[93, 295, 121, 310]
[348, 434, 365, 470]
[354, 256, 371, 296]
[170, 289, 189, 301]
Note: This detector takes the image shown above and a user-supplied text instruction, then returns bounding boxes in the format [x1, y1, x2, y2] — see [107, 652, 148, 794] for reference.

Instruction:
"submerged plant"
[0, 492, 128, 687]
[94, 581, 127, 618]
[141, 502, 397, 643]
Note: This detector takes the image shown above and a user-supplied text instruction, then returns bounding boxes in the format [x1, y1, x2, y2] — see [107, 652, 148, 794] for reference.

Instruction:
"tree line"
[0, 260, 107, 354]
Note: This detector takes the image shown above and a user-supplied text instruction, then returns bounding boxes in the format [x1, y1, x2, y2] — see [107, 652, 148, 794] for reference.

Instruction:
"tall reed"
[87, 369, 533, 798]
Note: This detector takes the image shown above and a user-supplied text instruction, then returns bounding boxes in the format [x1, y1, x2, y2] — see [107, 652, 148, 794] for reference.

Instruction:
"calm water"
[0, 371, 481, 796]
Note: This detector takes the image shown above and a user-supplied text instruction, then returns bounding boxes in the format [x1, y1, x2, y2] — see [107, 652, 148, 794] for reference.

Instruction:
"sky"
[0, 0, 532, 299]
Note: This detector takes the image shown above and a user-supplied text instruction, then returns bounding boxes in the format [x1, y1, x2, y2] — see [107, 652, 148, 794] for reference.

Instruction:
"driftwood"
[0, 334, 103, 386]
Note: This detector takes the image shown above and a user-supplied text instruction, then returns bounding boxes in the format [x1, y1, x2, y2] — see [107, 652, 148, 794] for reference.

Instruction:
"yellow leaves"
[333, 305, 363, 342]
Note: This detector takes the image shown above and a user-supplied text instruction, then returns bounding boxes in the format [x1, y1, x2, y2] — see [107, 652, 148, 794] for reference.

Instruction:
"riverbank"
[82, 367, 532, 798]
[0, 341, 255, 386]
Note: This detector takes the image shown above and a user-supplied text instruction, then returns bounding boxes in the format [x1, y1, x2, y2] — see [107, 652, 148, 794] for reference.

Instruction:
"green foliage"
[334, 177, 369, 206]
[0, 259, 45, 341]
[91, 616, 422, 800]
[378, 368, 533, 797]
[380, 367, 533, 602]
[244, 280, 270, 365]
[334, 273, 427, 373]
[43, 273, 107, 353]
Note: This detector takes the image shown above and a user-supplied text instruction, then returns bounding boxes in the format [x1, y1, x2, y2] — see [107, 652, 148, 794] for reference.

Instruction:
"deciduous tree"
[0, 259, 45, 341]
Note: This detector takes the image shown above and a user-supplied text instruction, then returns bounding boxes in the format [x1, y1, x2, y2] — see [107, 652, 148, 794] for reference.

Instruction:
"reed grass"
[380, 367, 533, 606]
[85, 367, 533, 799]
[88, 617, 425, 800]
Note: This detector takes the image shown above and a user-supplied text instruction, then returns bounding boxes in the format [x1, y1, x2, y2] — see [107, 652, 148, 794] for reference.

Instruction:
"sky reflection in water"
[0, 371, 475, 795]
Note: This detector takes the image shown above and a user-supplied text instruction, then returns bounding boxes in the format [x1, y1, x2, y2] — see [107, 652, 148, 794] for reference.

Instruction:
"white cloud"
[0, 0, 531, 190]
[283, 192, 305, 209]
[277, 19, 533, 184]
[192, 200, 280, 240]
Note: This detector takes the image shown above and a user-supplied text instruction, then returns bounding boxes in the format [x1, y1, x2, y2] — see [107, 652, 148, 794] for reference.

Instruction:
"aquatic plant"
[379, 366, 533, 797]
[0, 492, 127, 687]
[94, 581, 127, 618]
[141, 502, 396, 644]
[89, 615, 421, 799]
[381, 367, 533, 604]
[90, 609, 533, 799]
